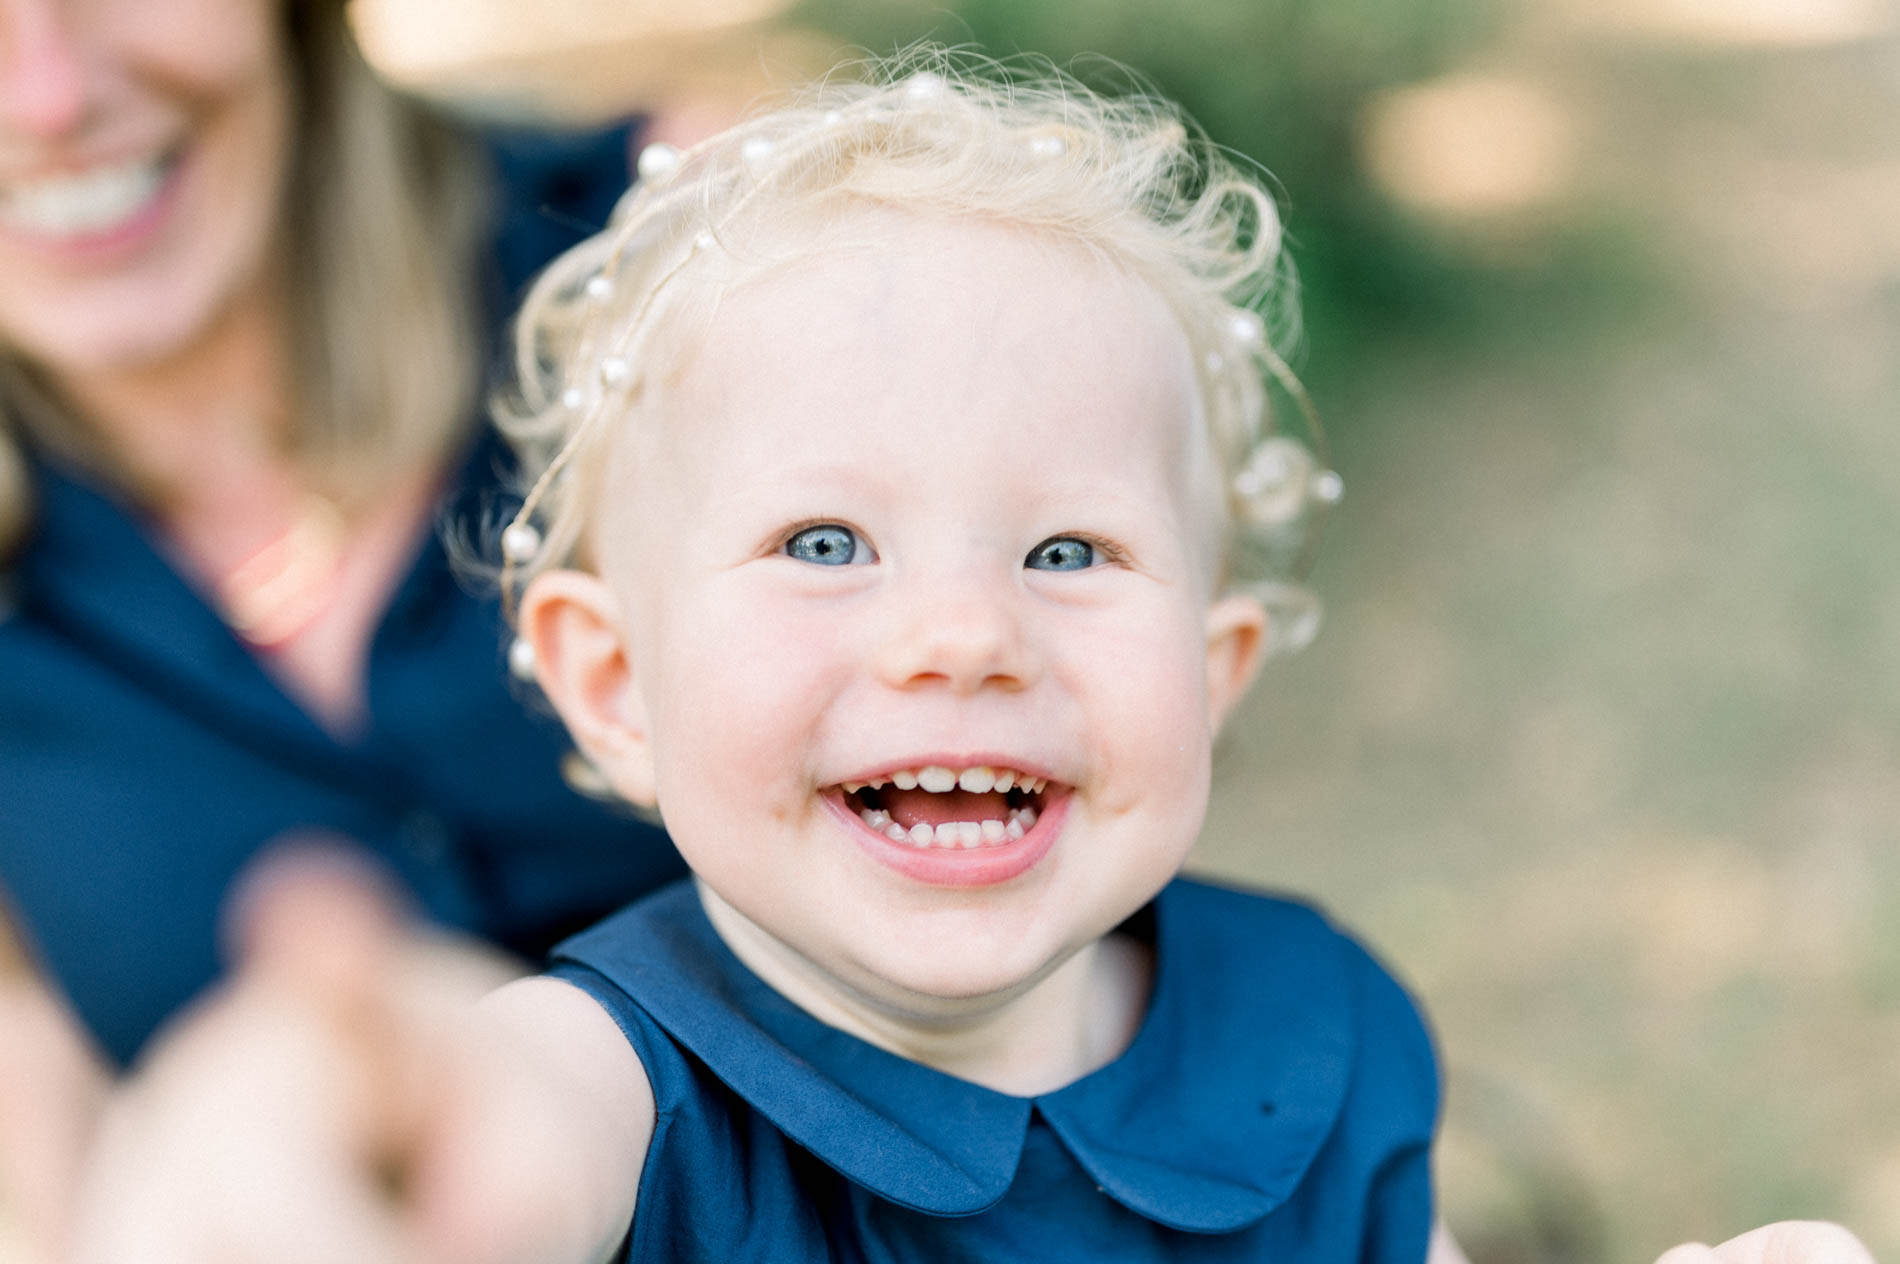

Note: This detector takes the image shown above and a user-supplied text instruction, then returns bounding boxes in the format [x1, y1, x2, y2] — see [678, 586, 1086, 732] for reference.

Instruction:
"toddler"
[61, 52, 1874, 1264]
[482, 53, 1430, 1263]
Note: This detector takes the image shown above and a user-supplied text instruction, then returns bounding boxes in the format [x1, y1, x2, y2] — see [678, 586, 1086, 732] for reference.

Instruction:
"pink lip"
[825, 788, 1069, 888]
[0, 147, 186, 264]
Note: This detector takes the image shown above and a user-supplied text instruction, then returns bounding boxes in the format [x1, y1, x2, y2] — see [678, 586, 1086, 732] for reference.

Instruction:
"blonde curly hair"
[492, 49, 1338, 655]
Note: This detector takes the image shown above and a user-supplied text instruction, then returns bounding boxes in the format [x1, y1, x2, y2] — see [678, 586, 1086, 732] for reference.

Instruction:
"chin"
[32, 285, 229, 376]
[860, 938, 1066, 1010]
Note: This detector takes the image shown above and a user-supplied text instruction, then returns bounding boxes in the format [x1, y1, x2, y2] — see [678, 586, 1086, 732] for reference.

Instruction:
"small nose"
[874, 567, 1039, 695]
[0, 0, 91, 138]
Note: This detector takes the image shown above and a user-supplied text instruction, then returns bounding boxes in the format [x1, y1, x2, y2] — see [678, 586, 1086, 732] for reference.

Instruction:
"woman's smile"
[0, 144, 184, 255]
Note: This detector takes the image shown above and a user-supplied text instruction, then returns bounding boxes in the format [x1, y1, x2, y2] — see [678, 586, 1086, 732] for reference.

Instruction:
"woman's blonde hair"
[495, 49, 1338, 653]
[0, 0, 490, 556]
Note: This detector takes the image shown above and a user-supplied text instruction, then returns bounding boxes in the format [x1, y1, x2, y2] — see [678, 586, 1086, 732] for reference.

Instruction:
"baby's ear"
[518, 571, 658, 808]
[1203, 594, 1268, 732]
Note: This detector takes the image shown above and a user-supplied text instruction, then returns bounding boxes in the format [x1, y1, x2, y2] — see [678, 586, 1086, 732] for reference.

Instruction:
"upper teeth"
[841, 764, 1047, 796]
[0, 155, 165, 239]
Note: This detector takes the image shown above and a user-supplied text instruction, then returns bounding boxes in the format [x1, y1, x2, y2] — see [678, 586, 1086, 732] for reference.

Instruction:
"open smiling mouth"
[835, 765, 1051, 850]
[0, 149, 181, 241]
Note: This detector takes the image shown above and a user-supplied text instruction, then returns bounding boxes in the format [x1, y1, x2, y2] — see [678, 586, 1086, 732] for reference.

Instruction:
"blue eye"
[1026, 537, 1096, 571]
[785, 524, 869, 566]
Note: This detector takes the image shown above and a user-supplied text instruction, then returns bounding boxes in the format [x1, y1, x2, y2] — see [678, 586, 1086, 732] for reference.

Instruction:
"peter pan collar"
[556, 878, 1357, 1233]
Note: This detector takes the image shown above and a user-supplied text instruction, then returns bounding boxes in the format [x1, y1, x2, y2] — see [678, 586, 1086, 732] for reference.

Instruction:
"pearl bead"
[1227, 309, 1265, 346]
[1310, 470, 1344, 504]
[507, 637, 537, 681]
[740, 136, 775, 168]
[584, 275, 612, 301]
[1238, 448, 1292, 495]
[560, 751, 617, 801]
[636, 142, 680, 182]
[904, 71, 947, 101]
[599, 356, 631, 386]
[500, 521, 542, 563]
[561, 386, 585, 410]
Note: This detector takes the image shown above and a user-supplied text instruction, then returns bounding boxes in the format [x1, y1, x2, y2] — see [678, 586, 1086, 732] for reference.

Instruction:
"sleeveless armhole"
[1338, 936, 1441, 1264]
[544, 960, 684, 1264]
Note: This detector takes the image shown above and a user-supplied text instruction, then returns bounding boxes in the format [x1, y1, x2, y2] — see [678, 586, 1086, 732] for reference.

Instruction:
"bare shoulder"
[450, 976, 657, 1263]
[474, 973, 657, 1165]
[479, 975, 654, 1108]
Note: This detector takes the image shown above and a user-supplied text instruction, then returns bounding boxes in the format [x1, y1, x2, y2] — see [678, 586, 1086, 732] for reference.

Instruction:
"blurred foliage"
[792, 0, 1524, 375]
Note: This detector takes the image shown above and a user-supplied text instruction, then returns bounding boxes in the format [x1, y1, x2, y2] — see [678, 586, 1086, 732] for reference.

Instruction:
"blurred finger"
[224, 835, 410, 994]
[224, 843, 528, 1256]
[1656, 1245, 1718, 1264]
[1706, 1222, 1877, 1264]
[0, 941, 110, 1262]
[69, 971, 427, 1264]
[69, 846, 534, 1264]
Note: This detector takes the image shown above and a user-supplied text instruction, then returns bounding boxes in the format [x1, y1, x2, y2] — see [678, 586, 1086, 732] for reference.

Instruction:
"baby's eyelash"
[774, 517, 843, 548]
[1068, 533, 1131, 565]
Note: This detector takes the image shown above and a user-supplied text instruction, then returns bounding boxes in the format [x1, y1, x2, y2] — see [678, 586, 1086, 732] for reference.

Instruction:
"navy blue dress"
[0, 125, 685, 1067]
[551, 877, 1439, 1263]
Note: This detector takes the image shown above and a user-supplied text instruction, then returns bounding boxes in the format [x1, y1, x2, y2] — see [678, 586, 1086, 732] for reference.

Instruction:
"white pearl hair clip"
[636, 142, 681, 183]
[1233, 442, 1295, 499]
[500, 521, 542, 563]
[903, 71, 948, 101]
[1231, 436, 1339, 528]
[1227, 309, 1266, 347]
[740, 136, 776, 170]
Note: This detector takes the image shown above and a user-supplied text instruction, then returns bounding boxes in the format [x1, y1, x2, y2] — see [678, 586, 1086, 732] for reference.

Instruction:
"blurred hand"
[64, 851, 535, 1264]
[0, 956, 111, 1264]
[1656, 1222, 1877, 1264]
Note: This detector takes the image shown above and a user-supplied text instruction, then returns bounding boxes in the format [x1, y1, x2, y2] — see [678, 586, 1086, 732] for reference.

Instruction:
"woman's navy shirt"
[551, 877, 1440, 1264]
[0, 125, 684, 1066]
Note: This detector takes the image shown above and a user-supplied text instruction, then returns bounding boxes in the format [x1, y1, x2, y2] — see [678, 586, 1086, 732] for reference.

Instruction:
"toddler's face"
[526, 209, 1265, 1019]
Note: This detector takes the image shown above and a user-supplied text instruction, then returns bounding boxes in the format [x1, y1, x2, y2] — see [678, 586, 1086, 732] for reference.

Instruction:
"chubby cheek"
[1071, 604, 1215, 831]
[126, 0, 282, 89]
[644, 579, 853, 838]
[184, 7, 291, 209]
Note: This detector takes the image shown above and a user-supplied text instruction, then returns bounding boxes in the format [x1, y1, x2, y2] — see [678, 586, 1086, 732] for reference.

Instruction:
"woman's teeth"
[0, 155, 166, 238]
[859, 805, 1040, 849]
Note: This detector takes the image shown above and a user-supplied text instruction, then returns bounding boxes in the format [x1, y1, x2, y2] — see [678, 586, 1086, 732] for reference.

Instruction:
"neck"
[56, 263, 297, 507]
[699, 884, 1153, 1097]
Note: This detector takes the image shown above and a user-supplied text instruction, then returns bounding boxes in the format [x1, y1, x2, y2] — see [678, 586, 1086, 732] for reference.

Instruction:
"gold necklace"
[216, 494, 346, 648]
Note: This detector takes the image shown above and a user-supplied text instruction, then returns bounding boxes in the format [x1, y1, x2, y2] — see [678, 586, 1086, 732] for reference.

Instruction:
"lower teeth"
[866, 807, 1037, 848]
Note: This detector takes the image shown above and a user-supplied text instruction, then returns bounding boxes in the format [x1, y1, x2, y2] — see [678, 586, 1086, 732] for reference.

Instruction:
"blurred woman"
[0, 0, 684, 1241]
